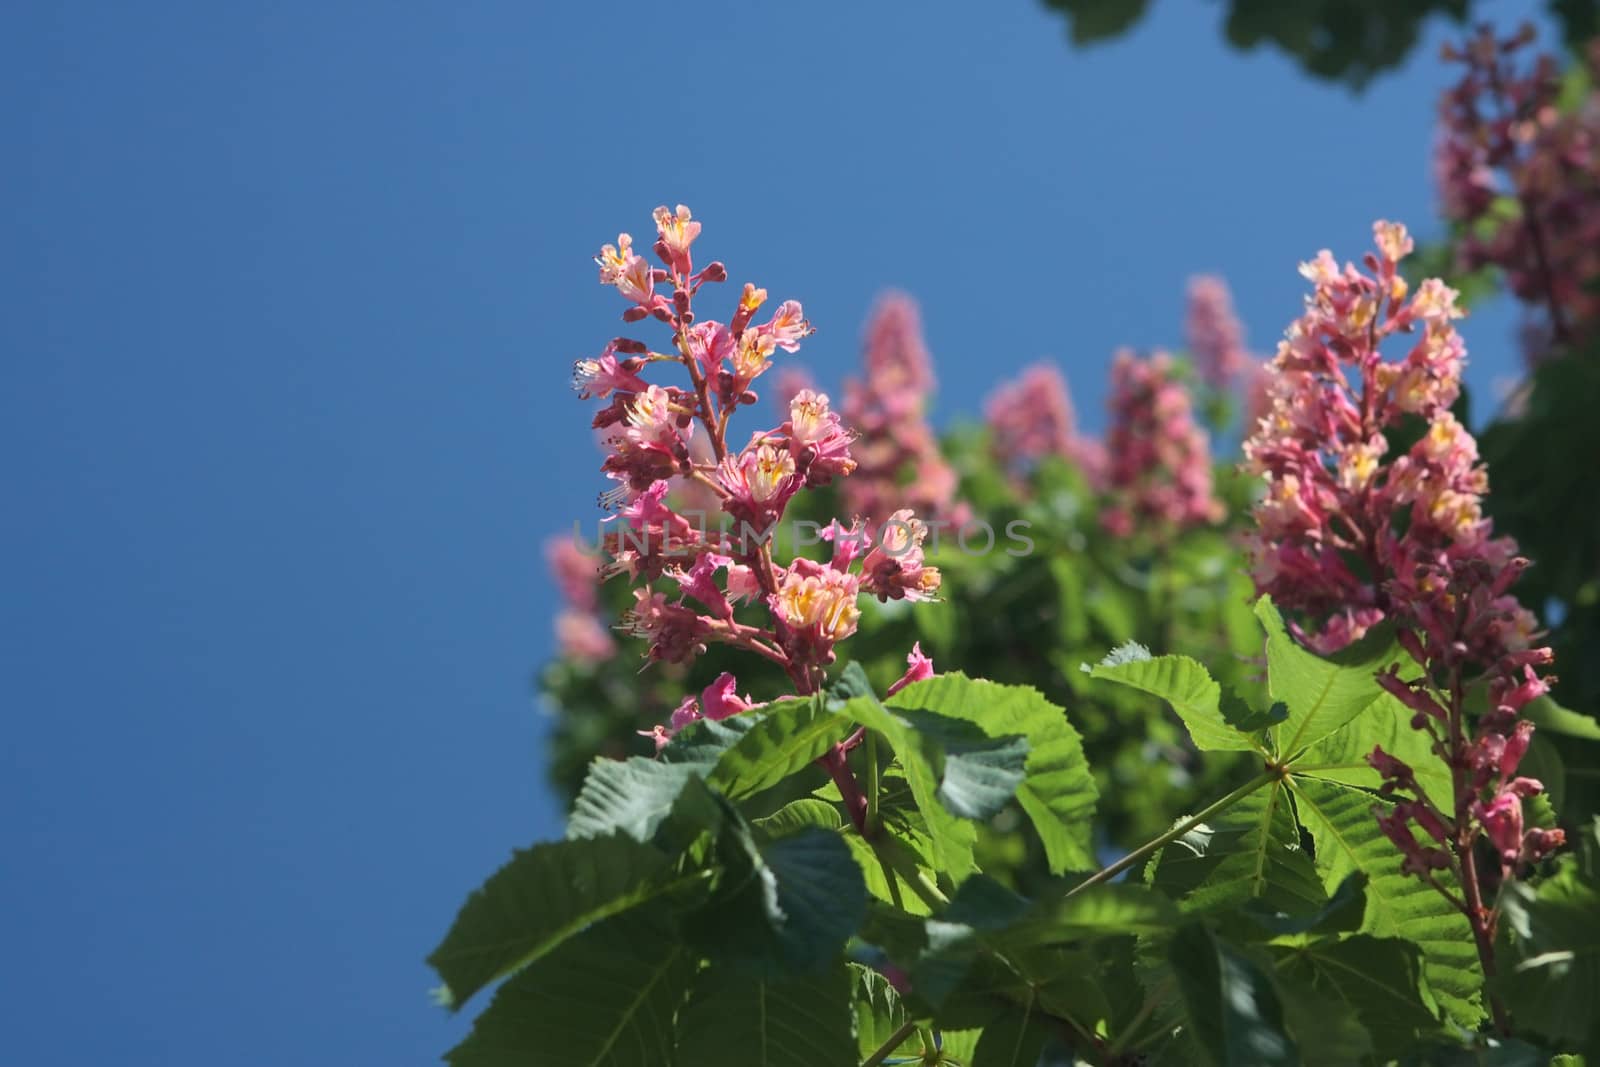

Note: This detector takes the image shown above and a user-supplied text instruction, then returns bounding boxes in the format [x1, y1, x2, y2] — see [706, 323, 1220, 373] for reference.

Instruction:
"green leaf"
[1010, 882, 1182, 943]
[675, 959, 857, 1066]
[445, 909, 691, 1067]
[1256, 597, 1406, 759]
[1272, 935, 1443, 1062]
[1287, 776, 1482, 1026]
[567, 757, 704, 844]
[707, 697, 848, 801]
[689, 823, 868, 976]
[752, 797, 842, 839]
[1272, 967, 1372, 1067]
[850, 963, 914, 1060]
[1168, 923, 1296, 1067]
[1294, 690, 1452, 810]
[843, 828, 937, 916]
[1524, 694, 1600, 741]
[891, 707, 1030, 820]
[889, 673, 1100, 872]
[1496, 818, 1600, 1055]
[834, 694, 979, 880]
[1241, 872, 1366, 939]
[828, 660, 877, 703]
[971, 1001, 1049, 1067]
[428, 835, 681, 1010]
[1086, 652, 1260, 754]
[1149, 780, 1327, 919]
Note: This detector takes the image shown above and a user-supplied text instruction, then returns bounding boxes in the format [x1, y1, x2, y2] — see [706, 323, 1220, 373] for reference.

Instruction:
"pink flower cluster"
[579, 206, 940, 734]
[1184, 275, 1250, 388]
[1100, 350, 1223, 539]
[1243, 221, 1561, 986]
[985, 362, 1108, 484]
[839, 294, 967, 531]
[1435, 26, 1600, 362]
[545, 536, 616, 665]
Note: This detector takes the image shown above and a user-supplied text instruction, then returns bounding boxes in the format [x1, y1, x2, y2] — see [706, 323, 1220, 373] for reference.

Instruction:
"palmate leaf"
[1271, 935, 1444, 1062]
[1295, 689, 1452, 809]
[445, 909, 692, 1067]
[674, 959, 857, 1067]
[1148, 780, 1327, 919]
[1256, 597, 1407, 760]
[427, 835, 686, 1010]
[1085, 651, 1262, 754]
[1287, 776, 1483, 1026]
[888, 673, 1100, 872]
[1168, 923, 1296, 1067]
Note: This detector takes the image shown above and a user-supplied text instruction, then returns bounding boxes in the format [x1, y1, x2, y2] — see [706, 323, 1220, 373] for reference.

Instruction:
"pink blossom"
[555, 610, 616, 664]
[985, 362, 1107, 485]
[886, 642, 935, 697]
[545, 536, 601, 613]
[859, 509, 942, 603]
[1436, 26, 1600, 363]
[839, 293, 965, 529]
[785, 390, 857, 486]
[652, 204, 701, 274]
[571, 343, 648, 400]
[1101, 349, 1223, 540]
[701, 672, 756, 720]
[1184, 275, 1249, 387]
[686, 321, 735, 375]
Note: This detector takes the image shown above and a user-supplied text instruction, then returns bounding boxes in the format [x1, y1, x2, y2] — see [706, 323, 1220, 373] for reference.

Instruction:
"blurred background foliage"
[1039, 0, 1598, 86]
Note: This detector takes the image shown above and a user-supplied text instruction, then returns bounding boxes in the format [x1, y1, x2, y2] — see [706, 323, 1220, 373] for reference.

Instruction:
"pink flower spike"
[1185, 275, 1249, 388]
[886, 642, 935, 697]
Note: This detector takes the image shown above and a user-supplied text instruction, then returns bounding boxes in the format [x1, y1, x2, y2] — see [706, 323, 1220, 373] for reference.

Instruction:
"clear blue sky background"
[1, 1, 1545, 1063]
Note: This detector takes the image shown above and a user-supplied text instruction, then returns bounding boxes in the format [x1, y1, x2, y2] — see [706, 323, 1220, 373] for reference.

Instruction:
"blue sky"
[0, 1, 1544, 1063]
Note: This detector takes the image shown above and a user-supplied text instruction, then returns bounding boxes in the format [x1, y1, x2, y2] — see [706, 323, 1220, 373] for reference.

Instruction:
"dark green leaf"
[428, 835, 682, 1010]
[675, 959, 857, 1066]
[445, 909, 691, 1067]
[689, 824, 868, 976]
[1168, 923, 1297, 1067]
[567, 757, 706, 844]
[971, 1001, 1049, 1067]
[706, 697, 849, 801]
[1272, 935, 1443, 1061]
[1149, 780, 1327, 919]
[1496, 817, 1600, 1055]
